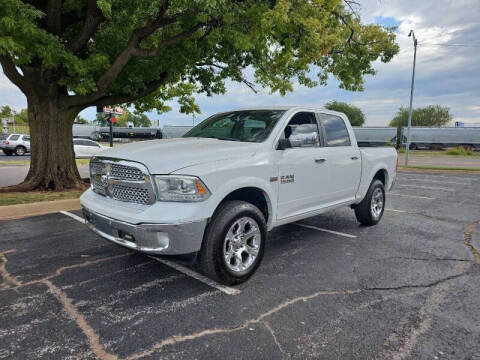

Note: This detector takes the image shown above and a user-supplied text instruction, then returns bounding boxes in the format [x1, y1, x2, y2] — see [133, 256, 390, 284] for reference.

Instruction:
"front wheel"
[354, 179, 385, 226]
[15, 146, 26, 156]
[196, 200, 266, 285]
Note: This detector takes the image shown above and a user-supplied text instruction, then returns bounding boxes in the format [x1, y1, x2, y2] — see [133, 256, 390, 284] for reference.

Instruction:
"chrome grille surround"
[90, 157, 156, 205]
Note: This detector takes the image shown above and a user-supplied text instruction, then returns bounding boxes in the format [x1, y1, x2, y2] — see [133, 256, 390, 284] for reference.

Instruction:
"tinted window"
[184, 110, 285, 142]
[0, 134, 9, 140]
[318, 114, 351, 146]
[23, 136, 30, 141]
[284, 112, 320, 148]
[9, 135, 20, 141]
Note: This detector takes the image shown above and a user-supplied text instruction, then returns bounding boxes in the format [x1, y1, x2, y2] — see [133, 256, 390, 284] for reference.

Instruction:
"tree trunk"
[2, 97, 86, 191]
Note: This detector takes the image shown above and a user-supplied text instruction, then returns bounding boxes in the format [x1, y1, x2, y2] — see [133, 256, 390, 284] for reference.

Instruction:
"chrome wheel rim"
[223, 217, 261, 274]
[17, 148, 24, 155]
[371, 188, 384, 219]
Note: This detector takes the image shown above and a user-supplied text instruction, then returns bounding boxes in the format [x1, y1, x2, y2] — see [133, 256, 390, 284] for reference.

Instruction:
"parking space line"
[60, 210, 85, 223]
[148, 256, 240, 295]
[294, 223, 357, 238]
[385, 208, 406, 213]
[390, 193, 436, 200]
[395, 184, 455, 192]
[59, 211, 240, 296]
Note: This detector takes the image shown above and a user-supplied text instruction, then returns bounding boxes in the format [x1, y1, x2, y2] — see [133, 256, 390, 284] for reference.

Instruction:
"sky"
[1, 0, 479, 127]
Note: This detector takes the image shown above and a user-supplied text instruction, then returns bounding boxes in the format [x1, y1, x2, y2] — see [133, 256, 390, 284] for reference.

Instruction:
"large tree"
[389, 106, 453, 127]
[325, 100, 365, 126]
[0, 0, 398, 191]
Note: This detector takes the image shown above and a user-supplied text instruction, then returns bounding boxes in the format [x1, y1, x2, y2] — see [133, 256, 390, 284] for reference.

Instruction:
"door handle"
[314, 158, 326, 163]
[351, 156, 359, 160]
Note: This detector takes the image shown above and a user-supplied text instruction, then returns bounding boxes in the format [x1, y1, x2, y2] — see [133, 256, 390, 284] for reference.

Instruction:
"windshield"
[183, 110, 285, 142]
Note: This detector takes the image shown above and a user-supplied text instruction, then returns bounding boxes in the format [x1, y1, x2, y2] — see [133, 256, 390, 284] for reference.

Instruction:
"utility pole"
[405, 30, 417, 166]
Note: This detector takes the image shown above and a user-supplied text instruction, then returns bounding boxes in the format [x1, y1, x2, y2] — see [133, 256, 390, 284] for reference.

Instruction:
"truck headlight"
[154, 175, 211, 202]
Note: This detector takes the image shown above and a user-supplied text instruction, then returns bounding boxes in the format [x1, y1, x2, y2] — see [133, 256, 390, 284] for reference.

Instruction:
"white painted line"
[148, 256, 240, 296]
[59, 211, 240, 296]
[389, 193, 436, 200]
[60, 210, 86, 223]
[395, 184, 455, 192]
[385, 208, 406, 213]
[294, 223, 357, 238]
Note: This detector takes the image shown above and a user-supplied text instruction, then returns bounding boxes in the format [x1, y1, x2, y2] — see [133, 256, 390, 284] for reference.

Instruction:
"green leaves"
[1, 0, 399, 115]
[390, 106, 453, 127]
[325, 101, 365, 126]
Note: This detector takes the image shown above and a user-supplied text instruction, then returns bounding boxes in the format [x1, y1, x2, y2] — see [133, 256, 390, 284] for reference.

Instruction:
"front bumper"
[82, 207, 207, 255]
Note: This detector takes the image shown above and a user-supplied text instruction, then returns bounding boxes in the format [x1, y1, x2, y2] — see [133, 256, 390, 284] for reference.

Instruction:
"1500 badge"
[280, 174, 295, 184]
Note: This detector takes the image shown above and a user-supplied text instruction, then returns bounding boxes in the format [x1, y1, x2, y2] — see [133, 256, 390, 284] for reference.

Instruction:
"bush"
[446, 147, 474, 156]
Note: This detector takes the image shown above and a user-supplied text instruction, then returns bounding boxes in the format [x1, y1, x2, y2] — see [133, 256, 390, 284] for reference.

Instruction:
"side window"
[73, 139, 86, 146]
[9, 135, 20, 141]
[23, 136, 30, 142]
[318, 114, 351, 147]
[284, 112, 320, 148]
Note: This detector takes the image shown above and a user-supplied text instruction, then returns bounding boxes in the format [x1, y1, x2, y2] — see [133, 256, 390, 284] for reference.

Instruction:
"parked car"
[81, 107, 397, 285]
[0, 133, 30, 156]
[73, 139, 107, 158]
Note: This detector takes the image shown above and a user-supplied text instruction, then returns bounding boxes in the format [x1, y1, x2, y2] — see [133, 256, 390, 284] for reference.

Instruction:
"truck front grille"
[90, 158, 156, 205]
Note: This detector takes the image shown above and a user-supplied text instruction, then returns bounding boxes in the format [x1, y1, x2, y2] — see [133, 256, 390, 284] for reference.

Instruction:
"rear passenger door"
[317, 113, 361, 204]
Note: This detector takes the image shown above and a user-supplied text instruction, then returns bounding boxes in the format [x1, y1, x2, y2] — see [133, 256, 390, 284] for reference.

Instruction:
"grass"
[398, 165, 480, 172]
[0, 190, 84, 206]
[0, 158, 90, 166]
[397, 148, 480, 157]
[446, 146, 475, 156]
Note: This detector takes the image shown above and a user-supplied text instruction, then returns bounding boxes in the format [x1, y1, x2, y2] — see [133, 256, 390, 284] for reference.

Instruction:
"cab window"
[283, 112, 320, 148]
[318, 114, 351, 147]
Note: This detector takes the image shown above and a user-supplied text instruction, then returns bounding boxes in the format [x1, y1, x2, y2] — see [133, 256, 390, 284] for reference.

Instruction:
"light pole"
[405, 30, 417, 166]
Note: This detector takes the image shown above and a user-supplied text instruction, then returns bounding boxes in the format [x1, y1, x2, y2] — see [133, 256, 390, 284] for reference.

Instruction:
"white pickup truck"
[81, 107, 397, 284]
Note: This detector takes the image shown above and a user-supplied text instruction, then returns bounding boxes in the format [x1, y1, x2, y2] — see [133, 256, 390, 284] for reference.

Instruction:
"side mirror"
[277, 139, 292, 150]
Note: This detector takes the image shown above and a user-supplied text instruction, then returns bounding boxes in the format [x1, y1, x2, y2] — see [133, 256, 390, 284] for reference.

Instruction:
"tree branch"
[133, 22, 207, 57]
[0, 56, 32, 96]
[91, 72, 168, 107]
[67, 0, 105, 53]
[195, 62, 258, 93]
[46, 0, 62, 35]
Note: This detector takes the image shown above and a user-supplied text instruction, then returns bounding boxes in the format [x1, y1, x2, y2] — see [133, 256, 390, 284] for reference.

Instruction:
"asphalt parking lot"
[1, 171, 479, 359]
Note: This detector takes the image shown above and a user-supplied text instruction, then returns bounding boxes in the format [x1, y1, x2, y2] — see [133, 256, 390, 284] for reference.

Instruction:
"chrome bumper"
[82, 207, 207, 255]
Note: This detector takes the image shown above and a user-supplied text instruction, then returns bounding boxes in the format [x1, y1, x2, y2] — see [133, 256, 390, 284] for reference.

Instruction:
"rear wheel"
[15, 146, 26, 156]
[3, 149, 13, 156]
[354, 179, 385, 226]
[409, 143, 417, 150]
[196, 200, 266, 285]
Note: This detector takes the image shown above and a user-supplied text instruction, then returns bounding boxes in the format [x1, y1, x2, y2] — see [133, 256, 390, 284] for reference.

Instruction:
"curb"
[0, 198, 81, 221]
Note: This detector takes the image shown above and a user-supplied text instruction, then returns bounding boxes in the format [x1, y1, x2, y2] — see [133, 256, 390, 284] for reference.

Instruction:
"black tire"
[3, 150, 13, 156]
[409, 143, 417, 150]
[354, 179, 385, 226]
[15, 146, 26, 156]
[196, 200, 267, 285]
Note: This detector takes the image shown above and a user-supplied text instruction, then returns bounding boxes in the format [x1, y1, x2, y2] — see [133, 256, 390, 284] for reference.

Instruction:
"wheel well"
[16, 145, 26, 149]
[373, 169, 387, 186]
[220, 187, 269, 223]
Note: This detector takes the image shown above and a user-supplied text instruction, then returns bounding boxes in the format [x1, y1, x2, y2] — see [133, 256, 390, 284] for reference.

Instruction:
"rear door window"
[318, 114, 351, 147]
[9, 135, 20, 141]
[22, 136, 30, 142]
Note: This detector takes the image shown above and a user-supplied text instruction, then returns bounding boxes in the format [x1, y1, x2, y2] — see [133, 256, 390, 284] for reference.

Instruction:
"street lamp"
[405, 30, 417, 166]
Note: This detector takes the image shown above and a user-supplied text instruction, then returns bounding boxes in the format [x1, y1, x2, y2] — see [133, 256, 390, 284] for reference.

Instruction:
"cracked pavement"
[1, 171, 479, 359]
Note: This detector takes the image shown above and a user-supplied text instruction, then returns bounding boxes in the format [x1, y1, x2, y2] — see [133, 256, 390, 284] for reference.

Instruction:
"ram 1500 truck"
[81, 107, 397, 284]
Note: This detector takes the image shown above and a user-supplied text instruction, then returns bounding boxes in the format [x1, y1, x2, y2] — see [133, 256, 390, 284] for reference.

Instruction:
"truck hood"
[96, 137, 259, 174]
